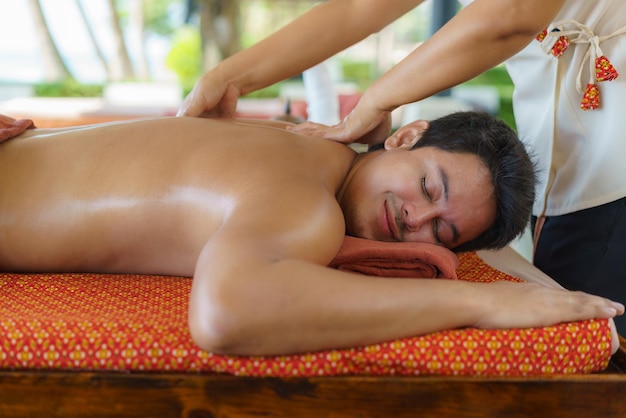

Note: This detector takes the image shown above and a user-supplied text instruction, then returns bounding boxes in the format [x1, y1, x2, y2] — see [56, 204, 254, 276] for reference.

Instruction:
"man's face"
[339, 145, 496, 249]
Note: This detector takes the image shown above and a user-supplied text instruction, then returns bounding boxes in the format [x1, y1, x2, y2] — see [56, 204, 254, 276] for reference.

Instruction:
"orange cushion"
[0, 252, 612, 376]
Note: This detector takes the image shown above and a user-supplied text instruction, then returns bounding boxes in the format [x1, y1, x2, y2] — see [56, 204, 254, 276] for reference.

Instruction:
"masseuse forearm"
[367, 0, 565, 112]
[218, 0, 420, 96]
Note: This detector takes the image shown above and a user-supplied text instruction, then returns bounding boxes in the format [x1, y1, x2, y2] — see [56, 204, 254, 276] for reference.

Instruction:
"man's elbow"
[188, 273, 273, 355]
[188, 291, 247, 355]
[189, 311, 232, 355]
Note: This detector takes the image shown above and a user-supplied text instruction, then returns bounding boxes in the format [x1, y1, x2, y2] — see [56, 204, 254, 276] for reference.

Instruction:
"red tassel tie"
[535, 29, 548, 42]
[595, 55, 619, 82]
[550, 35, 571, 57]
[580, 84, 600, 111]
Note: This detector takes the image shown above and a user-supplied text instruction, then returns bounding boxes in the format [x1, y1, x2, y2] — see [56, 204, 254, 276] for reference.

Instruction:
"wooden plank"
[1, 370, 626, 418]
[1, 339, 623, 417]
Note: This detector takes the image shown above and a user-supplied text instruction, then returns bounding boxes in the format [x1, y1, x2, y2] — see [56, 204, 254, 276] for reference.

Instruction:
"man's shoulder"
[225, 181, 346, 264]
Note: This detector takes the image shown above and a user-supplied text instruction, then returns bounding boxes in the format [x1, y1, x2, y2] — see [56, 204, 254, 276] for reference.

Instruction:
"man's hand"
[177, 72, 241, 118]
[474, 281, 625, 330]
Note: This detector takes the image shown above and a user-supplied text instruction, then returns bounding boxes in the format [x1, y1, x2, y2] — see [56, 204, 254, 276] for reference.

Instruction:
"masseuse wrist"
[361, 85, 398, 116]
[212, 57, 251, 98]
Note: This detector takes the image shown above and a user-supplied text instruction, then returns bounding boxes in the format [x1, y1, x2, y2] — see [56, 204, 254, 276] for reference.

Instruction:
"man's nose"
[403, 201, 435, 233]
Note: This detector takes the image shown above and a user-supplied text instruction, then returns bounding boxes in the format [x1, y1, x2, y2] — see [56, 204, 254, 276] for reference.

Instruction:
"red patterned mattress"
[0, 252, 612, 377]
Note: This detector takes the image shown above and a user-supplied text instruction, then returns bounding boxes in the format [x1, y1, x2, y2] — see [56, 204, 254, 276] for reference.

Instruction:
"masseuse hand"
[290, 96, 393, 146]
[177, 71, 241, 118]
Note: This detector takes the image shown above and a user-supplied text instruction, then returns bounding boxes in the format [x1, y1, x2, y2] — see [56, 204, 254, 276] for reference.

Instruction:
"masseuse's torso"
[0, 117, 355, 276]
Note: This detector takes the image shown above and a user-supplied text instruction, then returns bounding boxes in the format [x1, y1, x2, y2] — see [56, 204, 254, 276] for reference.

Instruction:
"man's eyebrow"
[439, 167, 460, 244]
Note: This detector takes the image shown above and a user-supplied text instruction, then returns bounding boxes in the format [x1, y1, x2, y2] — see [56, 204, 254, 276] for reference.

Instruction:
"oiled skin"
[0, 117, 354, 276]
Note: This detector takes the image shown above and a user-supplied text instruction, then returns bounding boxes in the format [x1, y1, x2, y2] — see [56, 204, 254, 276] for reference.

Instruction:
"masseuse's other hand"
[177, 72, 241, 118]
[290, 100, 392, 146]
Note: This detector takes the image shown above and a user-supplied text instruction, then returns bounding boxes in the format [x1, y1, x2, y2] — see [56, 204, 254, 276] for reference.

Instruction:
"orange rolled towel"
[329, 236, 459, 279]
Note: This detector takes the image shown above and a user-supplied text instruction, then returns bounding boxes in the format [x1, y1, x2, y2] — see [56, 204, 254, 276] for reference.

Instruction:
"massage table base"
[1, 339, 624, 418]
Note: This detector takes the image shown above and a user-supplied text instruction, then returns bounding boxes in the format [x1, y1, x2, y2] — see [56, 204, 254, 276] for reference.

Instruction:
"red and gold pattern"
[534, 29, 571, 58]
[536, 23, 623, 111]
[550, 35, 571, 58]
[595, 55, 619, 82]
[535, 29, 548, 43]
[0, 252, 612, 377]
[581, 83, 600, 110]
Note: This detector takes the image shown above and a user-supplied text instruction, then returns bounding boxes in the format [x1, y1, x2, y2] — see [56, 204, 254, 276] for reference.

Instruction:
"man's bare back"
[0, 117, 355, 276]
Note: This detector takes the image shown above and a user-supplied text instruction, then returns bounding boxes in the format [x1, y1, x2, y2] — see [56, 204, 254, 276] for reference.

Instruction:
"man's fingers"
[476, 282, 624, 330]
[573, 291, 624, 318]
[607, 299, 625, 315]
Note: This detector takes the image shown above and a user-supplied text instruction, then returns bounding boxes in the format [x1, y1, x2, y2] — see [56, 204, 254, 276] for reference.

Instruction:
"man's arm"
[187, 194, 623, 356]
[190, 233, 623, 356]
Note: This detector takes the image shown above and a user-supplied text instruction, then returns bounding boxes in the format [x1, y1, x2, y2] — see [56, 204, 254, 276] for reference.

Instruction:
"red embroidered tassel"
[595, 55, 619, 82]
[536, 29, 548, 42]
[580, 83, 600, 111]
[550, 35, 571, 57]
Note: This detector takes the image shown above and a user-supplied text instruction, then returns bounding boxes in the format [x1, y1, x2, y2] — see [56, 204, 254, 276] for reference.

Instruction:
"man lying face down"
[0, 111, 622, 356]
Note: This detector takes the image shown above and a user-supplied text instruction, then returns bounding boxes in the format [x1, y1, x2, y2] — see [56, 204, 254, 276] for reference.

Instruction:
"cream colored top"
[459, 0, 626, 216]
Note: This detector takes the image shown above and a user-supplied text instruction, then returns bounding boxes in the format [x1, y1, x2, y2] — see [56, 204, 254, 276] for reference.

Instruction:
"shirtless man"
[0, 112, 622, 356]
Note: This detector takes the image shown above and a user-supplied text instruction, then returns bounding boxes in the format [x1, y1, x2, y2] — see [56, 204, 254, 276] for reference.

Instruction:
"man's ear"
[384, 120, 430, 150]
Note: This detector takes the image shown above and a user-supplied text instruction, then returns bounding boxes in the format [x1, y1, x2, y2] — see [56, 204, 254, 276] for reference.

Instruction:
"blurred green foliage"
[462, 66, 516, 130]
[165, 26, 204, 94]
[33, 80, 103, 97]
[340, 60, 375, 91]
[115, 0, 182, 37]
[242, 84, 282, 99]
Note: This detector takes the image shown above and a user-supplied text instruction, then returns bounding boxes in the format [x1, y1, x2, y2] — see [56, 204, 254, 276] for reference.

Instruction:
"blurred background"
[0, 0, 514, 128]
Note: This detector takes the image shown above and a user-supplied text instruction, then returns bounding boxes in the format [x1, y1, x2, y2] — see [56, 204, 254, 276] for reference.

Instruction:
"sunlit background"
[1, 0, 172, 83]
[0, 1, 431, 88]
[0, 0, 513, 129]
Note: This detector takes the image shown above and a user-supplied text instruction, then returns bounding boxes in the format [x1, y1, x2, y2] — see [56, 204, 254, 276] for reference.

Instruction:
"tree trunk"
[75, 0, 114, 80]
[130, 0, 151, 80]
[105, 0, 136, 81]
[27, 0, 73, 82]
[197, 0, 242, 71]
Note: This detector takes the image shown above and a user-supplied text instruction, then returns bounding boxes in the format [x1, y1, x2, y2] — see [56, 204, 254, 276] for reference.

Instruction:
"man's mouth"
[384, 200, 399, 241]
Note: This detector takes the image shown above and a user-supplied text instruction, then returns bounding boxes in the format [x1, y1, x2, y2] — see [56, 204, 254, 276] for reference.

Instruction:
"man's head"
[338, 111, 536, 252]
